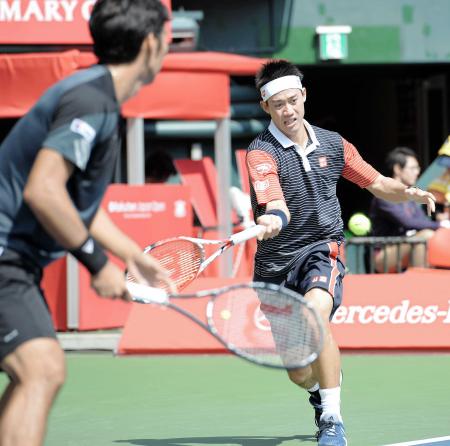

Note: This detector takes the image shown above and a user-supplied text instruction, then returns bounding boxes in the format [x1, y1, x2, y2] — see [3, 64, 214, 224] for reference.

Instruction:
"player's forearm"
[265, 199, 291, 222]
[90, 207, 141, 261]
[367, 175, 410, 202]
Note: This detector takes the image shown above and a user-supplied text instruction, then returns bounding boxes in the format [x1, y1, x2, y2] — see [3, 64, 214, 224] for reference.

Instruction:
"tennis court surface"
[1, 352, 447, 446]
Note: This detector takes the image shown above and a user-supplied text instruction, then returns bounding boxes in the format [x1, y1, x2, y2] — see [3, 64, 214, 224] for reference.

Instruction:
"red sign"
[0, 0, 171, 44]
[119, 268, 450, 354]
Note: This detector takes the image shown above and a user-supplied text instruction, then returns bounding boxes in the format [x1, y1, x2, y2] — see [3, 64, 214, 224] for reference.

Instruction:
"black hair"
[89, 0, 169, 64]
[145, 150, 176, 183]
[255, 59, 304, 92]
[385, 146, 417, 176]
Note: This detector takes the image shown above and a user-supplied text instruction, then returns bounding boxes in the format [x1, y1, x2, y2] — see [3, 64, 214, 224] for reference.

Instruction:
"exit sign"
[316, 26, 352, 61]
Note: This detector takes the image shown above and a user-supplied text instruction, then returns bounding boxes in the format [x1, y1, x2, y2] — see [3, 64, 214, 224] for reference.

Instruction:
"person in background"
[370, 147, 450, 272]
[145, 150, 177, 183]
[0, 1, 174, 445]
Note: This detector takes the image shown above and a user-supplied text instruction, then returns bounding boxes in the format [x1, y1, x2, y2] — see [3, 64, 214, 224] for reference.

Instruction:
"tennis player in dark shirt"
[0, 2, 174, 445]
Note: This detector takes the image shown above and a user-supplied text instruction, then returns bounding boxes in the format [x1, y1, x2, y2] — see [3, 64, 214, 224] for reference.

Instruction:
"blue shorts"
[254, 240, 346, 318]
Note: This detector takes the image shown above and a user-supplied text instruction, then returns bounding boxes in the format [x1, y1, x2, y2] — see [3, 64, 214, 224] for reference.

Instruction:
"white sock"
[319, 387, 342, 423]
[307, 383, 319, 393]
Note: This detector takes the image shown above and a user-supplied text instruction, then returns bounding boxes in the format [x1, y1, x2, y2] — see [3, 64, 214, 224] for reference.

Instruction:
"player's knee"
[287, 367, 311, 387]
[5, 340, 66, 391]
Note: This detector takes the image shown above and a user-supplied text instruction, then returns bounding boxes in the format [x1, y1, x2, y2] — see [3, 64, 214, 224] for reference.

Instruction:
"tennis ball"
[348, 213, 371, 236]
[220, 309, 231, 320]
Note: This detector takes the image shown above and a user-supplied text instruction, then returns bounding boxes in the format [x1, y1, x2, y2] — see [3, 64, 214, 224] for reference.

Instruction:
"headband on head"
[260, 75, 303, 101]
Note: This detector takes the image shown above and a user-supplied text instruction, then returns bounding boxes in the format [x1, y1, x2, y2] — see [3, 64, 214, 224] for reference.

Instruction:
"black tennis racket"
[127, 281, 324, 370]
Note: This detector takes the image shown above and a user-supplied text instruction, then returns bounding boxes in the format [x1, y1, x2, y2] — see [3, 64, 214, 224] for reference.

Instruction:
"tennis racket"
[127, 225, 264, 292]
[127, 281, 324, 370]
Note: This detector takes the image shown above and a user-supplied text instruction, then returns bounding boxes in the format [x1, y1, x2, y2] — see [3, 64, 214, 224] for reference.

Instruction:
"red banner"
[118, 268, 450, 354]
[0, 0, 171, 44]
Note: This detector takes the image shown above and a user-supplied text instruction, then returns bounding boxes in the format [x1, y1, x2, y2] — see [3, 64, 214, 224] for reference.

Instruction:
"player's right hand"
[91, 261, 131, 301]
[126, 252, 177, 294]
[256, 213, 283, 240]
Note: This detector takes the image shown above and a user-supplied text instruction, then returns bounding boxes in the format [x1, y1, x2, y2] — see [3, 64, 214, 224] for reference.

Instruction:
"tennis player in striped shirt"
[246, 59, 436, 446]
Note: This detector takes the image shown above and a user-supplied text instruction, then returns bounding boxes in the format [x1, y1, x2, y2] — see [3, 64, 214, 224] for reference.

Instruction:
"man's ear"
[302, 88, 307, 102]
[260, 100, 270, 114]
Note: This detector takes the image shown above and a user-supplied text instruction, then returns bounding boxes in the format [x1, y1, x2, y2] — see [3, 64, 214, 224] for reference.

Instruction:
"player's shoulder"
[55, 65, 118, 115]
[248, 128, 279, 155]
[310, 123, 342, 143]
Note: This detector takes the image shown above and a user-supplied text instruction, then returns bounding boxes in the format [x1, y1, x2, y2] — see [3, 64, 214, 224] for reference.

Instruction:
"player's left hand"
[406, 186, 436, 216]
[127, 252, 177, 294]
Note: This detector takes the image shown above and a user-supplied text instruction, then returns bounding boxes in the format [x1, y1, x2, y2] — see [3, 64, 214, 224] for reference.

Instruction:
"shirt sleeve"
[341, 138, 379, 188]
[246, 150, 285, 205]
[373, 199, 440, 231]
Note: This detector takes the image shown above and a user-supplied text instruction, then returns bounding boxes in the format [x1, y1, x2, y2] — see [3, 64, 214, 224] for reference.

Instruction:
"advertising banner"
[119, 268, 450, 354]
[0, 0, 171, 44]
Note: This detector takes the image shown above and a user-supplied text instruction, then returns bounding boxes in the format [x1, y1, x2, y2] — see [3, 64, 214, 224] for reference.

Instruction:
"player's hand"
[126, 252, 177, 294]
[91, 261, 131, 301]
[406, 187, 436, 216]
[256, 213, 283, 240]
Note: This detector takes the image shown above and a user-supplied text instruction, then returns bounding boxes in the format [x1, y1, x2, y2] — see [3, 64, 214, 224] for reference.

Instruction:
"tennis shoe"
[317, 417, 347, 446]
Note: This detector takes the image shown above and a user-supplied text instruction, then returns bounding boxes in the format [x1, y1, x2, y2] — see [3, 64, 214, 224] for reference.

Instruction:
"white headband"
[260, 75, 303, 101]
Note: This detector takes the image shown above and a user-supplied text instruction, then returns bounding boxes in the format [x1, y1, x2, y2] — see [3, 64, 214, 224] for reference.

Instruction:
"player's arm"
[367, 175, 436, 215]
[341, 138, 436, 216]
[23, 149, 128, 299]
[23, 148, 89, 249]
[246, 150, 290, 240]
[90, 208, 175, 292]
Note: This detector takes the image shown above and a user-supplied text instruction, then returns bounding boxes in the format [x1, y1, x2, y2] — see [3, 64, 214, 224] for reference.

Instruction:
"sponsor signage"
[0, 0, 171, 44]
[119, 269, 450, 354]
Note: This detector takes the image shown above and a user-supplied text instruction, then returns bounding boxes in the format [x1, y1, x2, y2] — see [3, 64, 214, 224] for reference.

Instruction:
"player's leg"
[0, 339, 65, 446]
[291, 241, 347, 444]
[0, 251, 66, 446]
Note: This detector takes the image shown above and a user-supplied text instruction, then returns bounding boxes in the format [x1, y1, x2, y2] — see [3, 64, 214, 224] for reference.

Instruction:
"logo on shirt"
[254, 180, 269, 191]
[70, 118, 96, 143]
[312, 275, 328, 283]
[255, 163, 271, 174]
[318, 156, 328, 168]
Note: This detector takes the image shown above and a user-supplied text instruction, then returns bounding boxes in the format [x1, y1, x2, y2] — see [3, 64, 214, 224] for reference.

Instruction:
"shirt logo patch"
[255, 163, 271, 174]
[254, 180, 269, 192]
[312, 275, 328, 283]
[70, 119, 96, 143]
[319, 156, 328, 168]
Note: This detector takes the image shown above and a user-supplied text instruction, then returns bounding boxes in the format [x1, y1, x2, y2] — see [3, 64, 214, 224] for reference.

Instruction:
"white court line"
[384, 436, 450, 446]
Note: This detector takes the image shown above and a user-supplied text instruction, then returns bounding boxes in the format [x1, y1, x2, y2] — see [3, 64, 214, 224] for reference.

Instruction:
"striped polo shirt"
[247, 120, 379, 277]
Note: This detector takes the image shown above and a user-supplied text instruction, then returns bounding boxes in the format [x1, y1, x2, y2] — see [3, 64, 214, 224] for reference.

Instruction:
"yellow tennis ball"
[348, 213, 371, 236]
[220, 309, 231, 320]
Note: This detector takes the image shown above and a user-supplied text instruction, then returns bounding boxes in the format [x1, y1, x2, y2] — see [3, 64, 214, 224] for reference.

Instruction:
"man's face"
[142, 28, 169, 85]
[396, 156, 421, 186]
[261, 88, 305, 138]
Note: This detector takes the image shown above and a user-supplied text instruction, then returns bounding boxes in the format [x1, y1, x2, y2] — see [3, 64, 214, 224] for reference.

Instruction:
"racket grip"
[127, 283, 169, 304]
[230, 224, 265, 245]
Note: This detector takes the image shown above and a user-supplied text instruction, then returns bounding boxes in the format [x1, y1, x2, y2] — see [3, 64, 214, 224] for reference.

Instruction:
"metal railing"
[346, 236, 428, 274]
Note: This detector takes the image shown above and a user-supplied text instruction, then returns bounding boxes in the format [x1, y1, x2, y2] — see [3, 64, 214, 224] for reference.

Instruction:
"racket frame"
[129, 281, 324, 370]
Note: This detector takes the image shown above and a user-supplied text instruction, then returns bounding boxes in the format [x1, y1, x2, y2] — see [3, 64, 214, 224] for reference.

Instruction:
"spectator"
[145, 150, 177, 183]
[370, 147, 450, 272]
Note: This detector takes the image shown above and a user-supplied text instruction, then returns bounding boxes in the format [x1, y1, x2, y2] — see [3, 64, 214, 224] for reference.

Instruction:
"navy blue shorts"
[254, 240, 346, 318]
[0, 249, 57, 363]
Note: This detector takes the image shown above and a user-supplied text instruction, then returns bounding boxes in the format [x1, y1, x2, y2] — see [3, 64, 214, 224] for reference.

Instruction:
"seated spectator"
[145, 150, 177, 183]
[370, 147, 450, 272]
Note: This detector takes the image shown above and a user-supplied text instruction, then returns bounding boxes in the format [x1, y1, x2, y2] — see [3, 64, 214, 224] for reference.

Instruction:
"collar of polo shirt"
[260, 75, 303, 101]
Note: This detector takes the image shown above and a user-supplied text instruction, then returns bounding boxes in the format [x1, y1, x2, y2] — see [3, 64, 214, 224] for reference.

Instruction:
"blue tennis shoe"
[317, 417, 347, 446]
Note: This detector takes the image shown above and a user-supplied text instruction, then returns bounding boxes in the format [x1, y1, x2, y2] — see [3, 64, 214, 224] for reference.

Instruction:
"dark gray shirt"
[0, 65, 120, 267]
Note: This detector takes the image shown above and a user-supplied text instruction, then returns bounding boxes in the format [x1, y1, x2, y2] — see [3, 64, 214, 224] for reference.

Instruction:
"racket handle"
[230, 224, 265, 245]
[127, 282, 169, 304]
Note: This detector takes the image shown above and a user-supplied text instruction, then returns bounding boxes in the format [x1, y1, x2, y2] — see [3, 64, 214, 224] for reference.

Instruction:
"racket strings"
[210, 287, 322, 368]
[129, 240, 204, 292]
